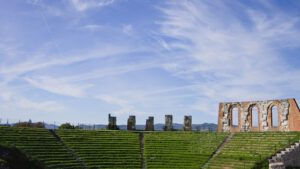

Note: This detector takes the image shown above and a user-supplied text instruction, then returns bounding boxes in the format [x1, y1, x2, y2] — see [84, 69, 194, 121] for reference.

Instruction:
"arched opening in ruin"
[271, 106, 279, 127]
[251, 106, 259, 127]
[231, 107, 238, 127]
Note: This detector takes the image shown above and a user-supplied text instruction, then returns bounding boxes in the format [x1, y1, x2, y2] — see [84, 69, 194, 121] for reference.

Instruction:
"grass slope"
[0, 126, 83, 169]
[208, 132, 300, 169]
[56, 130, 141, 169]
[144, 132, 228, 169]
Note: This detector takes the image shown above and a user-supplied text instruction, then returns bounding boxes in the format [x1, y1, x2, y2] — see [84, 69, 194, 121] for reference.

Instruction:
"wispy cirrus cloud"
[155, 1, 300, 116]
[17, 98, 65, 113]
[69, 0, 115, 12]
[24, 76, 91, 98]
[0, 44, 133, 76]
[0, 86, 65, 114]
[1, 1, 299, 124]
[158, 1, 300, 95]
[81, 24, 104, 31]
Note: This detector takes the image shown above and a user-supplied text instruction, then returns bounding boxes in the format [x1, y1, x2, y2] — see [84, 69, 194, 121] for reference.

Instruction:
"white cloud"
[70, 0, 115, 12]
[96, 95, 140, 116]
[17, 98, 65, 113]
[96, 95, 128, 106]
[122, 24, 133, 35]
[24, 76, 90, 98]
[157, 1, 300, 103]
[0, 45, 132, 75]
[65, 61, 159, 82]
[81, 24, 104, 31]
[0, 85, 65, 113]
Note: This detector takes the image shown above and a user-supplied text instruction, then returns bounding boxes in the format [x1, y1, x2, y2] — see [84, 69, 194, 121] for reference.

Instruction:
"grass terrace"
[144, 132, 228, 169]
[0, 126, 83, 169]
[56, 129, 141, 169]
[207, 132, 300, 169]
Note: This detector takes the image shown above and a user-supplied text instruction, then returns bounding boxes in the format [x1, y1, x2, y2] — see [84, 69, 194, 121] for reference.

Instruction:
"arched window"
[271, 106, 278, 127]
[251, 106, 258, 127]
[232, 107, 238, 127]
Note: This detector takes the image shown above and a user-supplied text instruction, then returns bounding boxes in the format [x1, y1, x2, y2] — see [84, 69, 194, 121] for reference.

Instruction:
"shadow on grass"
[0, 145, 43, 169]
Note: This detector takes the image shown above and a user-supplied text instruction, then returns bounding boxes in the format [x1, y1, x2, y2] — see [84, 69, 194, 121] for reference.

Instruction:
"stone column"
[107, 114, 118, 130]
[164, 115, 173, 131]
[145, 116, 154, 131]
[183, 115, 192, 131]
[127, 115, 136, 130]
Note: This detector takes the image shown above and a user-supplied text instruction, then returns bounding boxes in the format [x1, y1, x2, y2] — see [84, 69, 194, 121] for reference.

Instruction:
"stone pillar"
[164, 115, 173, 131]
[127, 115, 136, 130]
[107, 114, 118, 130]
[183, 115, 192, 131]
[145, 116, 154, 131]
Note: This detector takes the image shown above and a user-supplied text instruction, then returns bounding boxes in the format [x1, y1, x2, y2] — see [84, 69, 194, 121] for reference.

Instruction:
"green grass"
[144, 132, 228, 169]
[207, 132, 300, 169]
[56, 129, 141, 169]
[0, 126, 83, 169]
[1, 126, 299, 169]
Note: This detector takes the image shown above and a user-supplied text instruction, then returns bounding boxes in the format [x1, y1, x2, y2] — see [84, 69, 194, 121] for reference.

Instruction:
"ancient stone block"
[164, 115, 173, 131]
[127, 115, 136, 130]
[183, 116, 192, 131]
[107, 114, 118, 130]
[269, 140, 300, 168]
[145, 116, 154, 131]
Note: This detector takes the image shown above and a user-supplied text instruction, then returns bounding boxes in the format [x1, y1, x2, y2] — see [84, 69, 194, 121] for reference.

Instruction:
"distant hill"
[71, 123, 217, 131]
[5, 122, 217, 131]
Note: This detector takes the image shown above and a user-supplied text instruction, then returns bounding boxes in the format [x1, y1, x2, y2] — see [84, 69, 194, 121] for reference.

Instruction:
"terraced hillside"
[144, 132, 228, 169]
[207, 132, 300, 169]
[1, 126, 300, 169]
[0, 126, 83, 169]
[56, 130, 141, 169]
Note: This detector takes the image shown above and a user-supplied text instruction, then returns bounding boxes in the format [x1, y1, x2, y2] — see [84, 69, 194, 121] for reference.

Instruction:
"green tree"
[58, 123, 75, 129]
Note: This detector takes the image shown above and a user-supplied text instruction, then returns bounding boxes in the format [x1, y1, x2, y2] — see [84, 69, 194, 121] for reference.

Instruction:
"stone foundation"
[269, 140, 300, 168]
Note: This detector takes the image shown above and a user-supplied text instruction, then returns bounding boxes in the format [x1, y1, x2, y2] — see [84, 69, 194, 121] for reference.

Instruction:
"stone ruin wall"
[127, 116, 136, 130]
[164, 115, 173, 131]
[145, 116, 154, 131]
[107, 115, 193, 131]
[217, 98, 300, 132]
[183, 116, 192, 131]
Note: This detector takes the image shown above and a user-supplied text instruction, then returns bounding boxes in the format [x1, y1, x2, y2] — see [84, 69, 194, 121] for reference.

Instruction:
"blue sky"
[0, 0, 300, 125]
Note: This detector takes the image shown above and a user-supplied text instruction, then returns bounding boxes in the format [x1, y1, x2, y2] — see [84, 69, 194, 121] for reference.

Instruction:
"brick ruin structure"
[217, 98, 300, 132]
[183, 116, 192, 131]
[164, 115, 173, 131]
[145, 116, 154, 131]
[127, 115, 136, 130]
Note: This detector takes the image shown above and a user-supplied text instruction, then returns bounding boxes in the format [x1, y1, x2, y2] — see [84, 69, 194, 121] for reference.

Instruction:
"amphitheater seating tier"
[1, 126, 300, 169]
[0, 126, 83, 169]
[144, 132, 228, 169]
[207, 132, 300, 169]
[56, 130, 141, 169]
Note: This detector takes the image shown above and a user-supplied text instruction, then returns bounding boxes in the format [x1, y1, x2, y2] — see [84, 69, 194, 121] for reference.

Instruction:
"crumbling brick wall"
[217, 98, 300, 132]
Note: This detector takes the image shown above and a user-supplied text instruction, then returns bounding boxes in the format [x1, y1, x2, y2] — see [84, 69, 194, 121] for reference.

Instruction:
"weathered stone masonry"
[269, 140, 300, 169]
[164, 115, 173, 131]
[183, 116, 192, 131]
[145, 116, 154, 131]
[107, 114, 118, 130]
[127, 115, 136, 130]
[217, 98, 300, 132]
